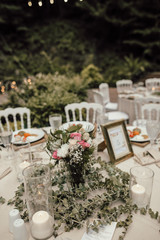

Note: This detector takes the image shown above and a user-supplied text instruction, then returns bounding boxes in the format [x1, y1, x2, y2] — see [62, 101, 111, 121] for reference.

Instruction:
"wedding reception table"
[118, 92, 160, 125]
[0, 127, 160, 240]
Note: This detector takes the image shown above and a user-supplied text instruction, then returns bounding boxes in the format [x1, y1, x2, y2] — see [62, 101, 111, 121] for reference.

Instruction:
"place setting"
[129, 120, 160, 166]
[11, 128, 46, 146]
[127, 125, 150, 147]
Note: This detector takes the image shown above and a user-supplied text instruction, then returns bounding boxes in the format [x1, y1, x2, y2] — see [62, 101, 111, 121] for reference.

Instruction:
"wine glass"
[49, 114, 62, 132]
[96, 113, 108, 140]
[146, 120, 160, 148]
[0, 131, 13, 160]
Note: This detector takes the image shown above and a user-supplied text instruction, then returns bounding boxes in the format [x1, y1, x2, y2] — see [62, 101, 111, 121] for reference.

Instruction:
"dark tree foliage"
[76, 0, 160, 58]
[0, 0, 160, 88]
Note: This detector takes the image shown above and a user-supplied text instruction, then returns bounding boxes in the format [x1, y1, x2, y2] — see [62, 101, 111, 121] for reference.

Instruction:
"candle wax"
[131, 184, 145, 204]
[31, 210, 54, 239]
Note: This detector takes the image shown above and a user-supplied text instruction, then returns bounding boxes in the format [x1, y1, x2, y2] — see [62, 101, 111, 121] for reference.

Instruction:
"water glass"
[129, 166, 154, 208]
[0, 131, 13, 160]
[96, 113, 108, 140]
[146, 120, 160, 147]
[23, 164, 54, 240]
[49, 114, 62, 131]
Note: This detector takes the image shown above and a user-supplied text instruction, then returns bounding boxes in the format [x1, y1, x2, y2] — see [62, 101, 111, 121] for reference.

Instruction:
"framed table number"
[101, 120, 134, 164]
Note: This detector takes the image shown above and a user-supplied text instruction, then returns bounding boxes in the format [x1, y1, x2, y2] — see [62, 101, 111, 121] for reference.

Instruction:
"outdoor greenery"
[2, 72, 88, 127]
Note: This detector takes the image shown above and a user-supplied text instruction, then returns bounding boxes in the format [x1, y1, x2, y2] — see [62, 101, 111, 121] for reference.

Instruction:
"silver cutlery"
[0, 167, 12, 180]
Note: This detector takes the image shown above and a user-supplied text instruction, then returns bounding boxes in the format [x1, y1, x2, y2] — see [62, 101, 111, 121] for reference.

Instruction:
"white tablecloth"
[0, 130, 160, 240]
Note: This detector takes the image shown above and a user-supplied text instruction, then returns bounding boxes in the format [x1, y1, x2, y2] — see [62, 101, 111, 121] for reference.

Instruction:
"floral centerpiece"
[46, 124, 95, 187]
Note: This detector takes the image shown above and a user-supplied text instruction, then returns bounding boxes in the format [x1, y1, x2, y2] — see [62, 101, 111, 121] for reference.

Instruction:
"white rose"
[82, 132, 90, 141]
[57, 144, 69, 158]
[69, 139, 77, 147]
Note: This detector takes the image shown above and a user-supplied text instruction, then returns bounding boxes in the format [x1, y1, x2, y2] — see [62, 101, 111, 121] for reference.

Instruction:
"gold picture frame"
[101, 119, 134, 164]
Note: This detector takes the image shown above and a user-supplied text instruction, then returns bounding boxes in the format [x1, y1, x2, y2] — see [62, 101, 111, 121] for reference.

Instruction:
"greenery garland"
[1, 157, 160, 240]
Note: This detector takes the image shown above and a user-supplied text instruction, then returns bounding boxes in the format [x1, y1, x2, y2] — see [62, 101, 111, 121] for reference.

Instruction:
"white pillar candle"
[17, 161, 30, 182]
[131, 184, 145, 204]
[31, 210, 54, 239]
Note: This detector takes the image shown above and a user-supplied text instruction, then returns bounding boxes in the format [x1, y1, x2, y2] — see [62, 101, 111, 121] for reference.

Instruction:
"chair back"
[64, 102, 103, 123]
[116, 79, 133, 93]
[92, 90, 104, 106]
[0, 107, 31, 132]
[134, 97, 160, 118]
[141, 103, 160, 121]
[133, 97, 160, 126]
[99, 83, 110, 104]
[145, 78, 160, 91]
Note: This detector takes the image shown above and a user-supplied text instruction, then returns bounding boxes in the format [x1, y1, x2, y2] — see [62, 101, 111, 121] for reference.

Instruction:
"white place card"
[81, 222, 117, 240]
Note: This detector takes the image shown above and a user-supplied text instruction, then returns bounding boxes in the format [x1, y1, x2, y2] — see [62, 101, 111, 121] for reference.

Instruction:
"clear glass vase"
[23, 164, 54, 240]
[67, 163, 85, 188]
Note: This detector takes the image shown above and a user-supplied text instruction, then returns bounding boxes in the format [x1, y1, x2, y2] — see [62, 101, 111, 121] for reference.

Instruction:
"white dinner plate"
[127, 94, 143, 99]
[11, 128, 44, 145]
[60, 121, 94, 133]
[127, 126, 149, 142]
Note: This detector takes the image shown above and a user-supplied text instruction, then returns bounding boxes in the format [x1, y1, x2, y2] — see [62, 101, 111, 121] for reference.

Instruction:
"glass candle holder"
[129, 166, 154, 208]
[15, 141, 32, 182]
[23, 164, 54, 240]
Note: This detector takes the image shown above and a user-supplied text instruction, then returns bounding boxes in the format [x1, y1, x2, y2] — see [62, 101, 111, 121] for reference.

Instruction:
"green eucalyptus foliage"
[2, 157, 160, 240]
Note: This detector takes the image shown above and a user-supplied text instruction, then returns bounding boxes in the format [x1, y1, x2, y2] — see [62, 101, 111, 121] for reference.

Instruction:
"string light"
[38, 1, 43, 6]
[1, 86, 5, 94]
[11, 81, 17, 89]
[28, 1, 32, 7]
[27, 0, 84, 7]
[27, 78, 32, 85]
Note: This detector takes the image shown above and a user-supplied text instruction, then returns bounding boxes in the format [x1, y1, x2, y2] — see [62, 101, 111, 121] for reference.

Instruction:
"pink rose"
[78, 140, 90, 149]
[70, 132, 82, 141]
[84, 142, 90, 148]
[52, 150, 60, 159]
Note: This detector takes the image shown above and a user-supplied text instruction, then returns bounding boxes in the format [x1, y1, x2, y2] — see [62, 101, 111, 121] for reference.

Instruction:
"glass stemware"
[146, 120, 160, 147]
[0, 131, 13, 160]
[49, 114, 62, 132]
[96, 113, 108, 136]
